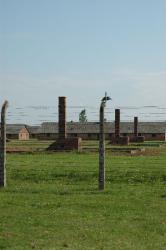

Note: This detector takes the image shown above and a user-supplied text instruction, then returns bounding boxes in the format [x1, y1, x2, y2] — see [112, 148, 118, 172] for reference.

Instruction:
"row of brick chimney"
[58, 96, 139, 140]
[115, 109, 138, 137]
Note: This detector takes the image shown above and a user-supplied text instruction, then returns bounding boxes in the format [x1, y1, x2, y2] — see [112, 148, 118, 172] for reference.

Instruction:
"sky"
[0, 0, 166, 124]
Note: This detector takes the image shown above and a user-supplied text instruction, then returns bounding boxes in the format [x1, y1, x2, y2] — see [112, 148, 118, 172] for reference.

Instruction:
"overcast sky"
[1, 0, 166, 124]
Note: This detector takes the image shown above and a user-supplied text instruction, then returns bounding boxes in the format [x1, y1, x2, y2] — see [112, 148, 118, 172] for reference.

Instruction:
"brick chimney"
[58, 96, 67, 139]
[115, 109, 120, 138]
[134, 117, 138, 137]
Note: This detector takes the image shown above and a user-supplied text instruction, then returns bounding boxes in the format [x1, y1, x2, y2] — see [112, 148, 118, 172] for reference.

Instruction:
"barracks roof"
[39, 122, 166, 134]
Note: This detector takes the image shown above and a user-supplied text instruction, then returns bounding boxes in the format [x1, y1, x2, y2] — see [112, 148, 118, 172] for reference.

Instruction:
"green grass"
[7, 139, 166, 152]
[7, 139, 53, 150]
[0, 147, 166, 249]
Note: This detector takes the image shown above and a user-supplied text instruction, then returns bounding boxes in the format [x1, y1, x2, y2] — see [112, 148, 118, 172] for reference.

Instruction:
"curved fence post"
[0, 100, 9, 187]
[99, 93, 111, 190]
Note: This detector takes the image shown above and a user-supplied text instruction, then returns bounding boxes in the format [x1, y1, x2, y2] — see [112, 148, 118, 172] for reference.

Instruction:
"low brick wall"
[47, 138, 82, 152]
[128, 134, 166, 142]
[37, 133, 166, 142]
[143, 133, 166, 141]
[111, 136, 130, 145]
[130, 136, 145, 143]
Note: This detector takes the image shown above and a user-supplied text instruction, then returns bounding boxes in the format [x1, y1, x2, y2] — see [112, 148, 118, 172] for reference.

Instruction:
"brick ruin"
[58, 97, 67, 140]
[47, 97, 82, 152]
[111, 109, 129, 145]
[115, 108, 120, 138]
[130, 117, 145, 143]
[134, 116, 138, 137]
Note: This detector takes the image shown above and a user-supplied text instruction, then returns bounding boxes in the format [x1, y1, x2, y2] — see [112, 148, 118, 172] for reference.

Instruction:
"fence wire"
[5, 105, 166, 125]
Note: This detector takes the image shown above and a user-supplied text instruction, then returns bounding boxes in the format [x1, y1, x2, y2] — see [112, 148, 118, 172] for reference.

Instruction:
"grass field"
[0, 141, 166, 249]
[6, 139, 166, 152]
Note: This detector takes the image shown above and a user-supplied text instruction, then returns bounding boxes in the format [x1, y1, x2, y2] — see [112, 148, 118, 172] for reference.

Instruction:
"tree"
[79, 109, 87, 123]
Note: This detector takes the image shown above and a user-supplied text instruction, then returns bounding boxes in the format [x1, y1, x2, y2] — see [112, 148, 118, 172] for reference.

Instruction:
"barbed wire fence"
[6, 105, 166, 125]
[2, 102, 166, 190]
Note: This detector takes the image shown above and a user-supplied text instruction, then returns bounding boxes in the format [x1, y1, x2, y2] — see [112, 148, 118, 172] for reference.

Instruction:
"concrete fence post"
[0, 101, 9, 187]
[99, 94, 111, 190]
[99, 104, 105, 190]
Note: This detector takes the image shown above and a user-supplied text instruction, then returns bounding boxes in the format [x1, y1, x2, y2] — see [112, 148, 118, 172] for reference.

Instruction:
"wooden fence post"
[0, 101, 9, 187]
